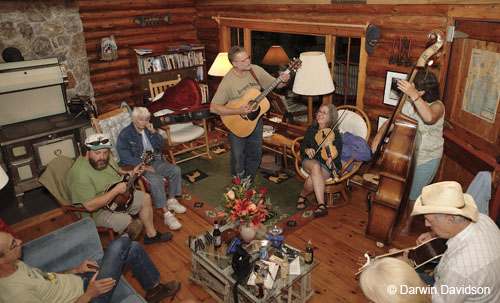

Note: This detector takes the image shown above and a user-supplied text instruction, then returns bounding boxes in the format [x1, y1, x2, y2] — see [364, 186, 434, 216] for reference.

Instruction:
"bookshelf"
[131, 45, 207, 105]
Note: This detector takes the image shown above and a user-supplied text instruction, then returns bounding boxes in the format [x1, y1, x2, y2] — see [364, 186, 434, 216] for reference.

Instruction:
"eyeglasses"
[317, 111, 329, 116]
[235, 56, 251, 63]
[3, 238, 20, 255]
[87, 138, 109, 146]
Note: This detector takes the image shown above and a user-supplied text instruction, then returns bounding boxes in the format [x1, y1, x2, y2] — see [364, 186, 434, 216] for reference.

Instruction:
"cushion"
[147, 77, 201, 113]
[97, 111, 132, 162]
[337, 109, 368, 139]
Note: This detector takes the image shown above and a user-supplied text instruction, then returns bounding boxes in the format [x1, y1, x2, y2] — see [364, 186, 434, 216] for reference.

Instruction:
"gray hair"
[228, 45, 246, 64]
[131, 107, 151, 121]
[435, 213, 467, 223]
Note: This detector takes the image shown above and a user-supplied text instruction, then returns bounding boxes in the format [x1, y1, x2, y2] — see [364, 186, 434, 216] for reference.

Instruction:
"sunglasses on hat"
[87, 138, 110, 146]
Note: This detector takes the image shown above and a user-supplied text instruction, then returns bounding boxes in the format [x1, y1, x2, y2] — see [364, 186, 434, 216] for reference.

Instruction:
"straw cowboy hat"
[411, 181, 479, 222]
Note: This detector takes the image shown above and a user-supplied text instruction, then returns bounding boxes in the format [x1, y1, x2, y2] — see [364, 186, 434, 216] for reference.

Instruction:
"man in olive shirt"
[66, 133, 170, 245]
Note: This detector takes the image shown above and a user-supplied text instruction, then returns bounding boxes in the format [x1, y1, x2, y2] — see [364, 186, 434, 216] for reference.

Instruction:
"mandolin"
[221, 58, 301, 138]
[355, 237, 447, 276]
[106, 151, 154, 213]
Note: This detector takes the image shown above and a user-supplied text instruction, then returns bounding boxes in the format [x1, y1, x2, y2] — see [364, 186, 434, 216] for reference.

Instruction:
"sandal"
[314, 203, 328, 218]
[296, 195, 307, 210]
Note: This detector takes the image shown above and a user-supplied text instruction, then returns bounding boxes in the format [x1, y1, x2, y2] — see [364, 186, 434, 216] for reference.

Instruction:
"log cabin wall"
[77, 0, 199, 113]
[195, 3, 500, 218]
[195, 3, 453, 129]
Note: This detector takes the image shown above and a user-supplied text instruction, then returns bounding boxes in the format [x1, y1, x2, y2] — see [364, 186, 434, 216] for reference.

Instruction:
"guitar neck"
[254, 70, 290, 103]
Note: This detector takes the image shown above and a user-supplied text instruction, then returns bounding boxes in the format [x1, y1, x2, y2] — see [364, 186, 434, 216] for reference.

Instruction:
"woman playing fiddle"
[296, 104, 342, 218]
[371, 70, 444, 235]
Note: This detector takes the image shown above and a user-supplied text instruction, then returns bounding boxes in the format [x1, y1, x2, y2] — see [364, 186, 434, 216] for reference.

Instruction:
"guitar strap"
[108, 162, 125, 177]
[249, 68, 264, 91]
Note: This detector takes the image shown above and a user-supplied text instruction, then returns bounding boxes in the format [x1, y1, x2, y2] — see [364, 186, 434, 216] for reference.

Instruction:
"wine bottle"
[304, 239, 313, 265]
[213, 221, 221, 249]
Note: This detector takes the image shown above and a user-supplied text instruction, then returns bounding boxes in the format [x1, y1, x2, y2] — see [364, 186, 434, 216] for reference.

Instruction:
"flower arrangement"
[221, 177, 269, 228]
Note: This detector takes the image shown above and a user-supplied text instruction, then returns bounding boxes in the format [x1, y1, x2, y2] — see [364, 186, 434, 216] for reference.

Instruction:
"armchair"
[291, 105, 371, 207]
[38, 156, 115, 240]
[21, 217, 145, 303]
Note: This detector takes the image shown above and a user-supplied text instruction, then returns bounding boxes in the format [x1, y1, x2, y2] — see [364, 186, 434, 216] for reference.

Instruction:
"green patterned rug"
[178, 150, 316, 235]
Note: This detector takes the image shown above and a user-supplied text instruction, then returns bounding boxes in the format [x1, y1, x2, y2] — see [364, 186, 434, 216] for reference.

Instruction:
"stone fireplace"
[0, 0, 93, 101]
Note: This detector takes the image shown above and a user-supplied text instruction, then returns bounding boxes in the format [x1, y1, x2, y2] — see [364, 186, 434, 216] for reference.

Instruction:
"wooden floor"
[11, 184, 427, 302]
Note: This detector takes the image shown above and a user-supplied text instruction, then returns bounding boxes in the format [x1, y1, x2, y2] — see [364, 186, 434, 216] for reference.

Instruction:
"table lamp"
[261, 45, 290, 66]
[292, 51, 335, 124]
[0, 166, 8, 190]
[208, 52, 233, 77]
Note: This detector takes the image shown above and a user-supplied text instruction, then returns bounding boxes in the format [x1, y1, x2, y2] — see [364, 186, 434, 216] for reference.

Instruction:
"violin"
[314, 128, 338, 161]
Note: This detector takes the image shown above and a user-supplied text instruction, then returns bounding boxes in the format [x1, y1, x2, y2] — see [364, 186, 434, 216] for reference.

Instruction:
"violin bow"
[313, 109, 347, 155]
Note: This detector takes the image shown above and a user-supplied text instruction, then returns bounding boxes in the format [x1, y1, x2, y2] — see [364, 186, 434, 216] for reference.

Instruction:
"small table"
[187, 223, 319, 303]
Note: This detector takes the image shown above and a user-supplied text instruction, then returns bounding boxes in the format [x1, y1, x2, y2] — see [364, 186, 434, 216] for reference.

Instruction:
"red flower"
[259, 187, 267, 195]
[232, 177, 241, 185]
[245, 190, 254, 199]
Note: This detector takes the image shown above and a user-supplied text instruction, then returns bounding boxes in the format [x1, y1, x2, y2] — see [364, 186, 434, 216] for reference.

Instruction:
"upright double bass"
[365, 30, 444, 244]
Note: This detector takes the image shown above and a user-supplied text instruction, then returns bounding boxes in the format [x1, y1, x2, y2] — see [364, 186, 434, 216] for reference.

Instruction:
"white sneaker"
[164, 212, 182, 230]
[167, 198, 187, 214]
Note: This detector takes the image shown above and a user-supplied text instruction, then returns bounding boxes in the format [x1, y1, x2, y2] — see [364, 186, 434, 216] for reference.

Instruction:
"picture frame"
[383, 71, 408, 106]
[377, 115, 389, 131]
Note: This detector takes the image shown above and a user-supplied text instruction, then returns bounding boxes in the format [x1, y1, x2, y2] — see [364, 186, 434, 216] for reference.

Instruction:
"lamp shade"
[0, 166, 8, 190]
[261, 45, 290, 66]
[208, 52, 233, 77]
[292, 51, 335, 96]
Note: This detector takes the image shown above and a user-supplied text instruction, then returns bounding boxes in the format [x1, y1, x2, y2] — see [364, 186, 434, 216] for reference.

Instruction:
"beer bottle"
[304, 239, 313, 264]
[213, 221, 221, 249]
[280, 254, 289, 281]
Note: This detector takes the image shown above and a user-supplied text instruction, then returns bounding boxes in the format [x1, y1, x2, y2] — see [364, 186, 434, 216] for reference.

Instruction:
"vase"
[239, 222, 256, 243]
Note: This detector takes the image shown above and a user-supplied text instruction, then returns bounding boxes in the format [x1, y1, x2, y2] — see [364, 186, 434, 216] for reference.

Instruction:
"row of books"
[137, 51, 204, 75]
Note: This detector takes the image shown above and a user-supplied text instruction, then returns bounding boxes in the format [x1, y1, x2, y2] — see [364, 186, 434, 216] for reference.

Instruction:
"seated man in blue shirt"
[117, 107, 185, 231]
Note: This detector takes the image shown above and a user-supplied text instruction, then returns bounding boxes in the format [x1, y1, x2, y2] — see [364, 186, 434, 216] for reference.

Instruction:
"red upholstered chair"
[148, 76, 211, 165]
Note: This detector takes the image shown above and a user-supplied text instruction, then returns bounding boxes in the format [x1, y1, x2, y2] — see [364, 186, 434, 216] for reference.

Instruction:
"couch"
[21, 217, 146, 303]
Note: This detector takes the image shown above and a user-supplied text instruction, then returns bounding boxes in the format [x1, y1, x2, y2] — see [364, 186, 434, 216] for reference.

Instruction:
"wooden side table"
[262, 133, 295, 170]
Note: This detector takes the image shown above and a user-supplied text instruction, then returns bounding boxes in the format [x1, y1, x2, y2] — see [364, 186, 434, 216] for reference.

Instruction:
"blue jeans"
[143, 152, 182, 209]
[228, 117, 263, 181]
[79, 236, 160, 303]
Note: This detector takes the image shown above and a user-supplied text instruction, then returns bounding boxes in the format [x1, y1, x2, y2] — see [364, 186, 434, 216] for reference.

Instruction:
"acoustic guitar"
[355, 237, 447, 276]
[106, 151, 154, 213]
[221, 58, 302, 138]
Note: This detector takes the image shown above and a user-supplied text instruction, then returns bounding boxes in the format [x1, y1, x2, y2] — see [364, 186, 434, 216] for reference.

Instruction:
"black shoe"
[145, 280, 181, 303]
[143, 231, 173, 244]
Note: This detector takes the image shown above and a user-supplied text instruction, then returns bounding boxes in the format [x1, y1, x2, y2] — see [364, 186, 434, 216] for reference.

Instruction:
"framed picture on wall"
[383, 71, 408, 106]
[377, 115, 389, 131]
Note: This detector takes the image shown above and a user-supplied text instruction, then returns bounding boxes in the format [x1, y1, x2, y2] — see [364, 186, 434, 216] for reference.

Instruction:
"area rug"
[178, 150, 317, 236]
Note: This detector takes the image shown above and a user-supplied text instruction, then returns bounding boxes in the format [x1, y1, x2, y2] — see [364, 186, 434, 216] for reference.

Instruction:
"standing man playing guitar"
[66, 133, 173, 245]
[210, 45, 290, 183]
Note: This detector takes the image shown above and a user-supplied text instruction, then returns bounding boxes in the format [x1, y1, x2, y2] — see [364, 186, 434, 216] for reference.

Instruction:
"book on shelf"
[167, 46, 180, 51]
[180, 44, 205, 51]
[134, 48, 152, 55]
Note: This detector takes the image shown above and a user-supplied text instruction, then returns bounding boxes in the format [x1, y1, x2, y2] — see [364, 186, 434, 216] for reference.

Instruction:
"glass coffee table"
[187, 222, 319, 303]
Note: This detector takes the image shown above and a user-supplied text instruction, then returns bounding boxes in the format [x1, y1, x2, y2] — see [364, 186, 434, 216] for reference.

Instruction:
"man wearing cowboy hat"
[410, 181, 500, 302]
[66, 133, 172, 245]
